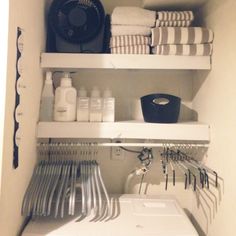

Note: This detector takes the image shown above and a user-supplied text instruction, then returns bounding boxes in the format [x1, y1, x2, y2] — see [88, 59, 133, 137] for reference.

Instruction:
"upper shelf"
[41, 53, 211, 70]
[37, 121, 210, 142]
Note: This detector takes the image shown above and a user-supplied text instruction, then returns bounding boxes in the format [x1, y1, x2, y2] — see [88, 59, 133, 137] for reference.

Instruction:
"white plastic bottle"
[54, 72, 77, 122]
[89, 87, 102, 122]
[39, 71, 54, 121]
[77, 87, 90, 122]
[102, 88, 115, 122]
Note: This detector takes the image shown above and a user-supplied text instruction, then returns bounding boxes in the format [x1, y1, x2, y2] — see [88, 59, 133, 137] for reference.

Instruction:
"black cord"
[18, 215, 32, 236]
[119, 146, 142, 154]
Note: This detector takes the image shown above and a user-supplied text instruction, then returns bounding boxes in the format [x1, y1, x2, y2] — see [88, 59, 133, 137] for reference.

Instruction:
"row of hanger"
[22, 142, 218, 219]
[160, 147, 218, 191]
[22, 158, 111, 219]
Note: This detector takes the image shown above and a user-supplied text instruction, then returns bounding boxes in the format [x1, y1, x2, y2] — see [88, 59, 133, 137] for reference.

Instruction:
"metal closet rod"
[37, 142, 209, 148]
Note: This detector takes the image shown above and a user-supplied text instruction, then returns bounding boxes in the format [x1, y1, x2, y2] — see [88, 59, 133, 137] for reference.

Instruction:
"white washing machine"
[22, 195, 199, 236]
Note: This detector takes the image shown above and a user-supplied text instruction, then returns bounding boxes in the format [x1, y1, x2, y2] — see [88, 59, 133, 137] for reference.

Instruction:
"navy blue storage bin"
[141, 94, 181, 123]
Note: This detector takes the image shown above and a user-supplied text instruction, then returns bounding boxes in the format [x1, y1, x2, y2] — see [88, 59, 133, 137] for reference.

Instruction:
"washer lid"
[22, 195, 199, 236]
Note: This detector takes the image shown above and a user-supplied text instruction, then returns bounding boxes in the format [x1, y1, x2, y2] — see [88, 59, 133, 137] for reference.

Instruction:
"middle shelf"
[37, 121, 210, 142]
[41, 53, 211, 70]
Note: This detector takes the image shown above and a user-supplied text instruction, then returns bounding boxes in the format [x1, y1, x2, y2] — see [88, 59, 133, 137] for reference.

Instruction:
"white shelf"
[37, 121, 210, 142]
[41, 53, 211, 70]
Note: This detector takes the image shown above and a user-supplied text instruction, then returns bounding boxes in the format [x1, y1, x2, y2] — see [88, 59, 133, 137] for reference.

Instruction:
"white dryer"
[22, 195, 199, 236]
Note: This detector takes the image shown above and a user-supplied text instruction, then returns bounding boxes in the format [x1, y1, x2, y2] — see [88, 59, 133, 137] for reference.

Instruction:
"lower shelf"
[37, 121, 210, 142]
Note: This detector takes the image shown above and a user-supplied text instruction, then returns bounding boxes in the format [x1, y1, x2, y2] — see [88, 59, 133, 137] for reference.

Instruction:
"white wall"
[192, 0, 236, 235]
[0, 0, 9, 194]
[0, 0, 45, 235]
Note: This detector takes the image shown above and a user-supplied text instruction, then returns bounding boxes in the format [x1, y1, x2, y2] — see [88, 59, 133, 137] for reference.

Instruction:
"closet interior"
[1, 0, 235, 236]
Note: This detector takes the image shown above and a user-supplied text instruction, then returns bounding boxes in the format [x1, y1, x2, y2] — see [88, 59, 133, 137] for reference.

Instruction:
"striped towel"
[151, 27, 214, 46]
[156, 20, 192, 27]
[152, 44, 213, 56]
[157, 11, 194, 21]
[111, 7, 156, 27]
[111, 25, 151, 36]
[110, 36, 151, 48]
[111, 45, 150, 54]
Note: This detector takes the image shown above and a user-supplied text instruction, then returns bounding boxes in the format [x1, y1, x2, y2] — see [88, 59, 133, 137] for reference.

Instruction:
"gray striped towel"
[111, 45, 150, 54]
[156, 19, 192, 27]
[110, 36, 151, 48]
[157, 11, 194, 21]
[152, 44, 213, 56]
[151, 27, 214, 46]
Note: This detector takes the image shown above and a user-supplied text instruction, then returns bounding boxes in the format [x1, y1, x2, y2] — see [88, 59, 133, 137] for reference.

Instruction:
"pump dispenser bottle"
[77, 87, 90, 122]
[54, 72, 77, 121]
[89, 87, 102, 122]
[39, 71, 54, 121]
[102, 88, 115, 122]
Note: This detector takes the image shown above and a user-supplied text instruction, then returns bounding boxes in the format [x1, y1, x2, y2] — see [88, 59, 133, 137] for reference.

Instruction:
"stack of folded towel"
[110, 7, 156, 54]
[156, 11, 194, 27]
[151, 11, 214, 56]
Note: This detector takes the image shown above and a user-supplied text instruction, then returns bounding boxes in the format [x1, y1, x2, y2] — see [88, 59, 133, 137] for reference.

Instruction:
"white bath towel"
[152, 44, 213, 56]
[111, 25, 151, 36]
[110, 35, 151, 48]
[111, 45, 150, 54]
[151, 27, 214, 46]
[156, 19, 192, 27]
[111, 7, 156, 27]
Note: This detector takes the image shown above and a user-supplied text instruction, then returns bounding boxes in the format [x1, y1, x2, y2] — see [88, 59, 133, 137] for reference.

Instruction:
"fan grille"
[49, 0, 105, 44]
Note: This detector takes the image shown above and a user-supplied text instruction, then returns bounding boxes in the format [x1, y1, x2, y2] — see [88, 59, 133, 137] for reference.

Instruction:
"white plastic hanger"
[21, 164, 40, 216]
[29, 161, 45, 216]
[87, 162, 92, 216]
[68, 160, 77, 215]
[93, 160, 102, 217]
[81, 161, 86, 215]
[60, 161, 71, 218]
[96, 161, 111, 218]
[33, 161, 49, 216]
[54, 161, 67, 218]
[47, 161, 62, 215]
[90, 161, 97, 215]
[41, 161, 57, 216]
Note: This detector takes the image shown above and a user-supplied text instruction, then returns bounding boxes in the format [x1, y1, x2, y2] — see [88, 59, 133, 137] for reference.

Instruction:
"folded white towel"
[142, 0, 200, 10]
[152, 44, 213, 56]
[111, 7, 156, 27]
[111, 45, 150, 54]
[151, 27, 214, 46]
[110, 36, 151, 48]
[111, 25, 151, 36]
